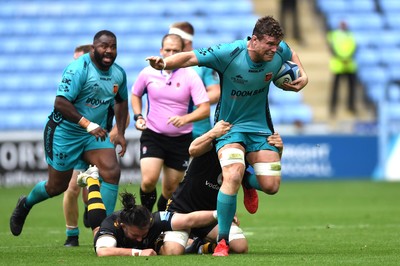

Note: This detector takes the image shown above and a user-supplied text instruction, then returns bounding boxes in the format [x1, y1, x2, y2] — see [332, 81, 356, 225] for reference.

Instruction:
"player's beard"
[93, 50, 116, 70]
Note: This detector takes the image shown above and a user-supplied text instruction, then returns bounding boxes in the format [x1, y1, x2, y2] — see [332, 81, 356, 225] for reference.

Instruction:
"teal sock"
[216, 191, 237, 243]
[66, 227, 79, 237]
[246, 173, 262, 191]
[100, 181, 118, 215]
[25, 180, 50, 208]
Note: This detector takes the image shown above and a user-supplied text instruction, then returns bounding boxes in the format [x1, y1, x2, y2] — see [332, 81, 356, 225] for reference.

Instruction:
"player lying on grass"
[159, 120, 283, 255]
[77, 165, 218, 257]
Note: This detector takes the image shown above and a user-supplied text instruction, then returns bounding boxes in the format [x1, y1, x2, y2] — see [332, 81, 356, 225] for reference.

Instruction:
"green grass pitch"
[1, 180, 399, 265]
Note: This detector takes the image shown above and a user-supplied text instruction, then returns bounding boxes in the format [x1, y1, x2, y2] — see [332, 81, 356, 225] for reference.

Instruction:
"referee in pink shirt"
[131, 34, 210, 212]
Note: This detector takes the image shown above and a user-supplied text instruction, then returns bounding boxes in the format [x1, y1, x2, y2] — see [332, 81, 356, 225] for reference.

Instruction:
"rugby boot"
[77, 165, 99, 187]
[212, 239, 229, 256]
[242, 171, 259, 214]
[10, 196, 30, 236]
[64, 236, 79, 247]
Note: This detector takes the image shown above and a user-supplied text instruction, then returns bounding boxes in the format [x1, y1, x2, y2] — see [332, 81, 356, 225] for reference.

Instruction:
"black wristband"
[134, 113, 143, 121]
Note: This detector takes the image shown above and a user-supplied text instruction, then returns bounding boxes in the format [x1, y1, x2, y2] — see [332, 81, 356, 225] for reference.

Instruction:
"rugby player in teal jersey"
[10, 30, 129, 238]
[147, 16, 308, 256]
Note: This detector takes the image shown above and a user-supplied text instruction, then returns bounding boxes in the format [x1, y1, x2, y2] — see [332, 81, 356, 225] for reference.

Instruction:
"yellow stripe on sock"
[88, 191, 101, 199]
[88, 203, 106, 211]
[87, 178, 100, 187]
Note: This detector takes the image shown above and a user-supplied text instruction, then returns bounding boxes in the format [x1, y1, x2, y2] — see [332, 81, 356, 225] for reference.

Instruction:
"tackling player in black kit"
[160, 120, 283, 255]
[76, 165, 219, 257]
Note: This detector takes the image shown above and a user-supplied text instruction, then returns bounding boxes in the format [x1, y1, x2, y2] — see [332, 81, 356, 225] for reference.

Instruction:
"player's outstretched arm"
[189, 120, 232, 157]
[96, 246, 157, 257]
[146, 51, 198, 70]
[170, 210, 217, 230]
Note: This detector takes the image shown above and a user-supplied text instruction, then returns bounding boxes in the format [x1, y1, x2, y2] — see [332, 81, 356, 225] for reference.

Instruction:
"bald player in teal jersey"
[147, 16, 308, 256]
[10, 30, 129, 238]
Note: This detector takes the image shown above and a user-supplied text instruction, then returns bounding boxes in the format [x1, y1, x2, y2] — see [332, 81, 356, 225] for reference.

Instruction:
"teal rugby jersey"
[194, 38, 292, 135]
[56, 53, 128, 131]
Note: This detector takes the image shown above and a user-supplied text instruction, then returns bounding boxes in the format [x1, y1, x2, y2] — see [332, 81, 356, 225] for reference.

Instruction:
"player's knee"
[100, 167, 121, 184]
[261, 179, 280, 195]
[229, 225, 248, 253]
[229, 239, 248, 254]
[141, 178, 157, 191]
[66, 184, 81, 197]
[160, 244, 184, 255]
[161, 231, 188, 255]
[46, 184, 68, 197]
[253, 162, 281, 194]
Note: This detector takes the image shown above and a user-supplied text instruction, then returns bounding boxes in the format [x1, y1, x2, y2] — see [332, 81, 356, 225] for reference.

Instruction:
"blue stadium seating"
[384, 12, 400, 30]
[325, 12, 384, 31]
[379, 0, 400, 12]
[0, 0, 313, 130]
[317, 0, 376, 14]
[269, 85, 313, 124]
[355, 47, 380, 65]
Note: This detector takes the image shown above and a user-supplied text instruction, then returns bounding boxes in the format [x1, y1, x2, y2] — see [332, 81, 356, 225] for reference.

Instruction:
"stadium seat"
[269, 85, 304, 105]
[379, 0, 400, 12]
[280, 104, 313, 124]
[364, 82, 387, 103]
[384, 12, 400, 30]
[388, 83, 400, 102]
[316, 0, 348, 14]
[355, 47, 380, 66]
[326, 12, 384, 31]
[357, 65, 386, 87]
[379, 47, 400, 67]
[317, 0, 376, 16]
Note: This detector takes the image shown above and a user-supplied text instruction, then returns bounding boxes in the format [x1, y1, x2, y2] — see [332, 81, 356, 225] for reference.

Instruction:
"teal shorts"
[215, 131, 279, 153]
[44, 120, 114, 171]
[74, 160, 88, 171]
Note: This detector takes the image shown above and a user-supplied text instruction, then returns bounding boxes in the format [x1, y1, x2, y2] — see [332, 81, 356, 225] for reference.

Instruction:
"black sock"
[140, 188, 157, 212]
[157, 194, 168, 211]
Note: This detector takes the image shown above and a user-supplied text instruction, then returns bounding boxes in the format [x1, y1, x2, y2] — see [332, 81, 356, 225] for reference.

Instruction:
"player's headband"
[168, 27, 193, 41]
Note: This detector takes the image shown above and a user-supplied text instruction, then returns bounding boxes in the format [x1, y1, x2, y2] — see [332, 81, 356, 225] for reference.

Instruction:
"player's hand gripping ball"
[273, 61, 300, 89]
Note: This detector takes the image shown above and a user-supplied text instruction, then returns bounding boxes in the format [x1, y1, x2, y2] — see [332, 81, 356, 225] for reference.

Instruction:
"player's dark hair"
[252, 16, 284, 40]
[119, 191, 152, 229]
[161, 33, 184, 50]
[93, 30, 116, 42]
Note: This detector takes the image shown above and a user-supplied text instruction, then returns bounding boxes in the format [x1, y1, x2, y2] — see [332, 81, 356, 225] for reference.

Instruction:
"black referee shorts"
[139, 129, 192, 171]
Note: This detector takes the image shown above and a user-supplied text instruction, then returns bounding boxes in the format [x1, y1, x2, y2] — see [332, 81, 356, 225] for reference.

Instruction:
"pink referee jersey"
[132, 66, 209, 137]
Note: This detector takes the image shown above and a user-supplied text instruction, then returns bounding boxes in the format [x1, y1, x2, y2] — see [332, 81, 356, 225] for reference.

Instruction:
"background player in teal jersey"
[147, 16, 308, 256]
[10, 30, 129, 239]
[169, 22, 220, 138]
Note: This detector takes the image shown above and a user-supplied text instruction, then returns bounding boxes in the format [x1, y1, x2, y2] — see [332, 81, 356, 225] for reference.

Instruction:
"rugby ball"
[273, 61, 300, 88]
